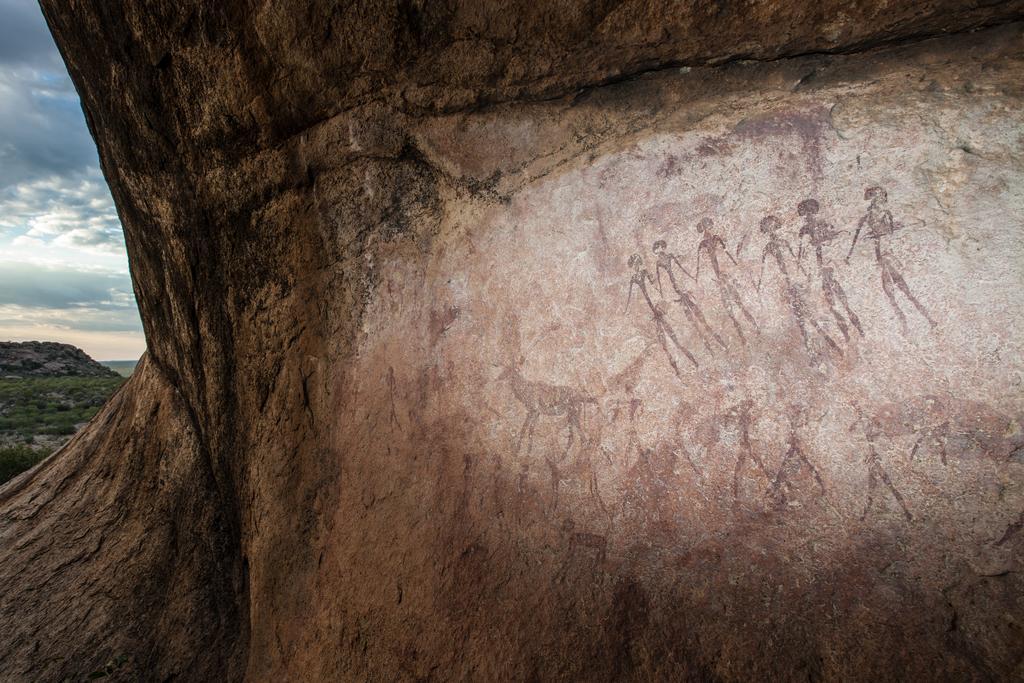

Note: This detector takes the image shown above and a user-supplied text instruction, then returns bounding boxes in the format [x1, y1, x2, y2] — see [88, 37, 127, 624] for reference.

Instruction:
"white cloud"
[1, 170, 125, 257]
[0, 0, 143, 360]
[0, 65, 97, 189]
[0, 262, 137, 315]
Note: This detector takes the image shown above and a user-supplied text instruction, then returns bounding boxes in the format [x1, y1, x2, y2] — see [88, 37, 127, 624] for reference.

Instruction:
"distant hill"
[100, 360, 138, 377]
[0, 341, 120, 379]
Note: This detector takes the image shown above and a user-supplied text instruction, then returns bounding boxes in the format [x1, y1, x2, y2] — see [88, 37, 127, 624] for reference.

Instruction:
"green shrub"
[0, 376, 125, 441]
[0, 445, 48, 485]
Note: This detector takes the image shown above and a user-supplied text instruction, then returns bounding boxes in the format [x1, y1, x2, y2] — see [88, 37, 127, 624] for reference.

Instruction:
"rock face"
[2, 2, 1024, 681]
[0, 341, 121, 378]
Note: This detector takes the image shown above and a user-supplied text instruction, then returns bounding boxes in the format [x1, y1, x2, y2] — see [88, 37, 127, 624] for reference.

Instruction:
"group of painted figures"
[502, 186, 967, 524]
[626, 186, 937, 376]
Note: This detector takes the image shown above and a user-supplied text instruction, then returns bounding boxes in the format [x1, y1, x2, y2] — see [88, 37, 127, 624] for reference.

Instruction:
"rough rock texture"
[2, 2, 1024, 681]
[0, 341, 120, 378]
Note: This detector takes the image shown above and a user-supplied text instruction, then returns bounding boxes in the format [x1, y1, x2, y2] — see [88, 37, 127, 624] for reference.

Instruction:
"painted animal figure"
[867, 395, 1023, 466]
[851, 395, 1023, 525]
[500, 358, 597, 458]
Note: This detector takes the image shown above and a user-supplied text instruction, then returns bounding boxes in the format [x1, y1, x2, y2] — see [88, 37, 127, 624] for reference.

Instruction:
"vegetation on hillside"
[0, 445, 48, 485]
[0, 376, 126, 484]
[0, 376, 125, 436]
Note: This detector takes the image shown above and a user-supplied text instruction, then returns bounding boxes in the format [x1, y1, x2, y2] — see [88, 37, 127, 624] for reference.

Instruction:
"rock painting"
[848, 186, 937, 335]
[797, 198, 863, 342]
[359, 101, 1024, 605]
[454, 168, 1020, 535]
[757, 214, 841, 358]
[626, 253, 697, 376]
[652, 239, 726, 354]
[694, 217, 759, 345]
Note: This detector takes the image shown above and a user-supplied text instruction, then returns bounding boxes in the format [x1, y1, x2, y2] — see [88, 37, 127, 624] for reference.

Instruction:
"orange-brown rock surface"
[2, 2, 1024, 680]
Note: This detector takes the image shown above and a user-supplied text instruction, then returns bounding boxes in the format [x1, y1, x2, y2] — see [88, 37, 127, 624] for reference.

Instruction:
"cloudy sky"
[0, 0, 143, 360]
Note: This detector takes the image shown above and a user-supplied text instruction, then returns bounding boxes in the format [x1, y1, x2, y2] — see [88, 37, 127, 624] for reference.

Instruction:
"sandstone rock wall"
[295, 28, 1024, 681]
[2, 2, 1023, 681]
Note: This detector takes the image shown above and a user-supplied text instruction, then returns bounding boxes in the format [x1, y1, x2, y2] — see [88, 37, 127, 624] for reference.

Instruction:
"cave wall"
[2, 2, 1023, 681]
[272, 29, 1024, 681]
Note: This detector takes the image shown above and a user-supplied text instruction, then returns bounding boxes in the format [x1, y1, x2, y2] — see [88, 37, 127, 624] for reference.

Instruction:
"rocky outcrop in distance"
[0, 341, 120, 379]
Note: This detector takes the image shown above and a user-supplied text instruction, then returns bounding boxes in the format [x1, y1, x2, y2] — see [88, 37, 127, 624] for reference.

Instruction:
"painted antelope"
[865, 395, 1023, 467]
[499, 356, 597, 458]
